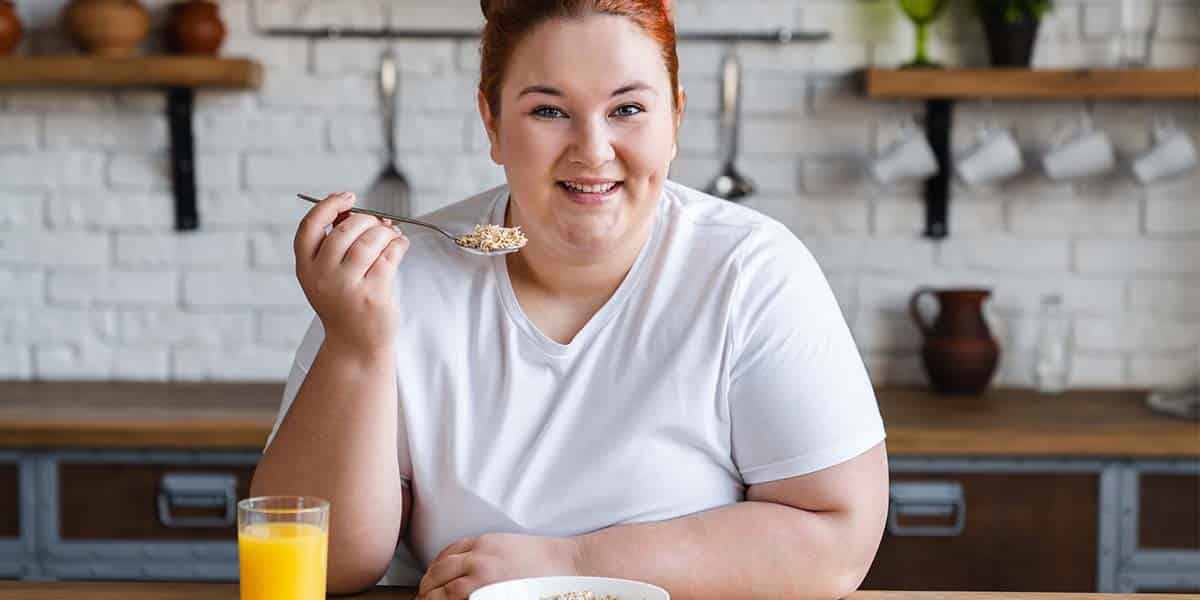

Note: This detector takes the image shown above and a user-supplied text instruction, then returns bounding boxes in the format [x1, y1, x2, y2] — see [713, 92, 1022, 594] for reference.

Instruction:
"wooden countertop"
[0, 382, 1196, 457]
[0, 582, 1195, 600]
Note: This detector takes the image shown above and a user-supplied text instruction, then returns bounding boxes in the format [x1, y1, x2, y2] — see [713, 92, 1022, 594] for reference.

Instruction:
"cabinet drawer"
[58, 462, 256, 541]
[0, 464, 17, 540]
[1138, 473, 1199, 551]
[862, 472, 1098, 592]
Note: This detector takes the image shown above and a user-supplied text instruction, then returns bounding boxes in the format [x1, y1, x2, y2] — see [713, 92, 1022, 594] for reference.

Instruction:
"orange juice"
[238, 522, 328, 600]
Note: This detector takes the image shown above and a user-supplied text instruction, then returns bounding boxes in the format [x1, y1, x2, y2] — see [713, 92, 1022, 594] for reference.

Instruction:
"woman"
[251, 1, 889, 599]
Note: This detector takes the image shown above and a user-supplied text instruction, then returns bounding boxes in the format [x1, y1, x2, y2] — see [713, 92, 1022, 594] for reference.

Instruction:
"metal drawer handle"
[157, 473, 237, 528]
[888, 481, 966, 537]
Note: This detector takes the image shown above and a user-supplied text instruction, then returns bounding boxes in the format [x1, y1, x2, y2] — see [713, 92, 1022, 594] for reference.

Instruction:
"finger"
[343, 226, 403, 280]
[315, 213, 386, 272]
[418, 552, 471, 597]
[444, 576, 481, 600]
[294, 192, 354, 266]
[433, 537, 475, 564]
[420, 574, 483, 600]
[363, 234, 409, 286]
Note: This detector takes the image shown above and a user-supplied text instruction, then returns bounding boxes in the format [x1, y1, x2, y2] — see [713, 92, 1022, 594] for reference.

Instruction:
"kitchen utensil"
[62, 0, 150, 56]
[1132, 115, 1198, 184]
[470, 576, 670, 600]
[1146, 386, 1200, 421]
[910, 287, 1001, 395]
[0, 1, 22, 55]
[297, 194, 523, 256]
[362, 49, 411, 216]
[238, 496, 329, 600]
[871, 113, 939, 184]
[166, 0, 225, 56]
[705, 51, 755, 201]
[898, 0, 947, 68]
[955, 123, 1023, 186]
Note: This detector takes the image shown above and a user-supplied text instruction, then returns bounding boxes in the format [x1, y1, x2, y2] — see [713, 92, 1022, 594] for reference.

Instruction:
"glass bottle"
[1034, 294, 1071, 394]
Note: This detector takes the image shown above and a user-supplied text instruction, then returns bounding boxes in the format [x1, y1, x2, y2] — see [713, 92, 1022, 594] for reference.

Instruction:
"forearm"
[250, 339, 403, 594]
[575, 500, 873, 600]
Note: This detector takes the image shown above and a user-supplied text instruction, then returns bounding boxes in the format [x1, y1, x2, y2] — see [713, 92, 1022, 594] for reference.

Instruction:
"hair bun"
[479, 0, 508, 20]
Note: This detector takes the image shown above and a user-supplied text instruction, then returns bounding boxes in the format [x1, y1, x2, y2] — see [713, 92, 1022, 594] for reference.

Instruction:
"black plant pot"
[980, 8, 1041, 67]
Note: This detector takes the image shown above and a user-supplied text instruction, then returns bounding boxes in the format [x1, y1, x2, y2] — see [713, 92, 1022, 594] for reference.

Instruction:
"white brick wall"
[1, 0, 1198, 387]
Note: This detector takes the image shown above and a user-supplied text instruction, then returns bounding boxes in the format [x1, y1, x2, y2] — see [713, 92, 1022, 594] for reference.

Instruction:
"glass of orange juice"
[238, 496, 330, 600]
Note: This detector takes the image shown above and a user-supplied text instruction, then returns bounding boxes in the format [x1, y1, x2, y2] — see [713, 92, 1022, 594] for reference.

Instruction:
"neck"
[503, 199, 655, 301]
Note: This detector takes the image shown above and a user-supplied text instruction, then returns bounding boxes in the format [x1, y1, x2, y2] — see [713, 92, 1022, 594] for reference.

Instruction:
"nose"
[566, 115, 615, 169]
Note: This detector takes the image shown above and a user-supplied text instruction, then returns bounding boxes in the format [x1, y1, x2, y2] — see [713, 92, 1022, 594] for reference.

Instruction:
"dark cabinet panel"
[862, 473, 1098, 592]
[0, 464, 17, 538]
[58, 463, 256, 541]
[1139, 473, 1200, 550]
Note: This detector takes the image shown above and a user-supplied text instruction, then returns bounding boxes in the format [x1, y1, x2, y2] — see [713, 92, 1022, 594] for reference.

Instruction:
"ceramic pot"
[166, 0, 225, 55]
[910, 287, 1001, 395]
[0, 1, 22, 55]
[62, 0, 150, 57]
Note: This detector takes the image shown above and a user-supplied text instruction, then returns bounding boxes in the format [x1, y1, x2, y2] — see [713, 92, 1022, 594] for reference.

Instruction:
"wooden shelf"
[866, 67, 1200, 99]
[0, 56, 262, 231]
[0, 56, 262, 88]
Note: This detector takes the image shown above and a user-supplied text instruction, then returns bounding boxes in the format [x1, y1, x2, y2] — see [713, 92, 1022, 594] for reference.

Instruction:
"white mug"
[870, 118, 939, 184]
[1043, 116, 1116, 180]
[1132, 120, 1198, 184]
[955, 126, 1024, 186]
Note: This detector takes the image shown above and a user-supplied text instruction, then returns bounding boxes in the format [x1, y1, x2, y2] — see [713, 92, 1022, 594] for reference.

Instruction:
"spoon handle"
[296, 194, 455, 241]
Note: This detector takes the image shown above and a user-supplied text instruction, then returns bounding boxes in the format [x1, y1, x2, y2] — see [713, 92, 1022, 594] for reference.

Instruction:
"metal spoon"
[705, 51, 755, 201]
[297, 194, 524, 256]
[361, 49, 411, 216]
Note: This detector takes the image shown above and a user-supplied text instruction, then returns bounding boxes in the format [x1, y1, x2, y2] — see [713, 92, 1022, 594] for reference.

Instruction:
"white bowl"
[469, 576, 669, 600]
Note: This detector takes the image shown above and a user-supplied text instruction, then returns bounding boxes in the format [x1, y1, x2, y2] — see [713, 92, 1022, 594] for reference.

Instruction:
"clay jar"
[62, 0, 150, 56]
[910, 287, 1001, 395]
[166, 0, 225, 55]
[0, 1, 22, 55]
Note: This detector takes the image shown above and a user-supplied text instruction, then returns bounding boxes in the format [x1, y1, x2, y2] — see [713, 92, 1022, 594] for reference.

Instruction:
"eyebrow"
[517, 81, 658, 98]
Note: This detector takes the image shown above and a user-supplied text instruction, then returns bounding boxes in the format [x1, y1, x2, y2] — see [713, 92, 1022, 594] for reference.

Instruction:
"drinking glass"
[238, 496, 330, 600]
[1116, 0, 1159, 67]
[899, 0, 948, 69]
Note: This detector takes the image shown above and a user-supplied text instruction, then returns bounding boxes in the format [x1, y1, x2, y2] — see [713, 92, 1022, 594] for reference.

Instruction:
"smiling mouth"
[558, 180, 622, 194]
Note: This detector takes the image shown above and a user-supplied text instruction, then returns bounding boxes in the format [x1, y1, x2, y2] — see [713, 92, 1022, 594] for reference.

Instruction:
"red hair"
[478, 0, 680, 118]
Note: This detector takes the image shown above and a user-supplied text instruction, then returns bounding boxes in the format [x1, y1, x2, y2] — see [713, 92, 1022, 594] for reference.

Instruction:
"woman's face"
[479, 14, 682, 262]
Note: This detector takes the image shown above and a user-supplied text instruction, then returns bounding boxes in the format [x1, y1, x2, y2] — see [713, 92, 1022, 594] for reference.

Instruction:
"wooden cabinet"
[57, 462, 255, 542]
[861, 472, 1100, 592]
[0, 465, 17, 542]
[1137, 473, 1199, 551]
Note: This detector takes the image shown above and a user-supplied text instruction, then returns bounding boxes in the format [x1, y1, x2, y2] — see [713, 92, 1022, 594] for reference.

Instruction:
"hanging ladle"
[705, 50, 755, 201]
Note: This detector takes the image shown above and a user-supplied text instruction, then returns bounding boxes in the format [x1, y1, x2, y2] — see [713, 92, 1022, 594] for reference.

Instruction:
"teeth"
[562, 181, 617, 193]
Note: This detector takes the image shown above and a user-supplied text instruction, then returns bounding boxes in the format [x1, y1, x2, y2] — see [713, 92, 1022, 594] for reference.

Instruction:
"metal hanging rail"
[260, 27, 830, 43]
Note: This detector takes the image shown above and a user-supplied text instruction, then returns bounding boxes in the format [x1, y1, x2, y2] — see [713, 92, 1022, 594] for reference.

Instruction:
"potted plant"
[973, 0, 1054, 67]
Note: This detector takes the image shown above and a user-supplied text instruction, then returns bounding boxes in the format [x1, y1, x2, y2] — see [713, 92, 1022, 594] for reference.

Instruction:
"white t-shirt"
[268, 180, 885, 585]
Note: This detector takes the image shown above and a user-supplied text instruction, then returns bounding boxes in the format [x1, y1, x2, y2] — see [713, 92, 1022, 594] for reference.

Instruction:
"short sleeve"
[728, 224, 885, 485]
[263, 316, 414, 488]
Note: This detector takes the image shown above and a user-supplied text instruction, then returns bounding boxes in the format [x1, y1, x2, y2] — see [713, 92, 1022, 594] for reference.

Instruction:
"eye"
[532, 106, 567, 119]
[612, 104, 644, 118]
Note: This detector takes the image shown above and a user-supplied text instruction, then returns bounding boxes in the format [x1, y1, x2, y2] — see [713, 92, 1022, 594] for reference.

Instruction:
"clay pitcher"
[0, 1, 21, 55]
[910, 287, 1000, 395]
[166, 0, 226, 55]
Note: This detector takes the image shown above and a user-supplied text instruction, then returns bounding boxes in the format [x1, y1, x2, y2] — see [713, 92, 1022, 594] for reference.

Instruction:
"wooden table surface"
[0, 582, 1196, 600]
[0, 382, 1196, 457]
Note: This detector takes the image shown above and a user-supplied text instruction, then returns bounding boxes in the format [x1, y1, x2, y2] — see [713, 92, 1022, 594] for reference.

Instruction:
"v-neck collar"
[489, 186, 666, 358]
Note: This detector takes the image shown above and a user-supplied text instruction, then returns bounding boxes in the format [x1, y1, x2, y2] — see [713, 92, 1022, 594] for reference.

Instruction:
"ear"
[477, 89, 502, 165]
[671, 86, 687, 162]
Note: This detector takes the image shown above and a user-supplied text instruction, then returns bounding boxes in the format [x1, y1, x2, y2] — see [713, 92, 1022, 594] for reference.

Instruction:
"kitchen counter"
[0, 582, 1195, 600]
[0, 382, 1196, 457]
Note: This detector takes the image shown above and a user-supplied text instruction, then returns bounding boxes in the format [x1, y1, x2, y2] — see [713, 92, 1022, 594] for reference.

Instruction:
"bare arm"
[574, 442, 889, 600]
[251, 342, 404, 594]
[250, 191, 412, 595]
